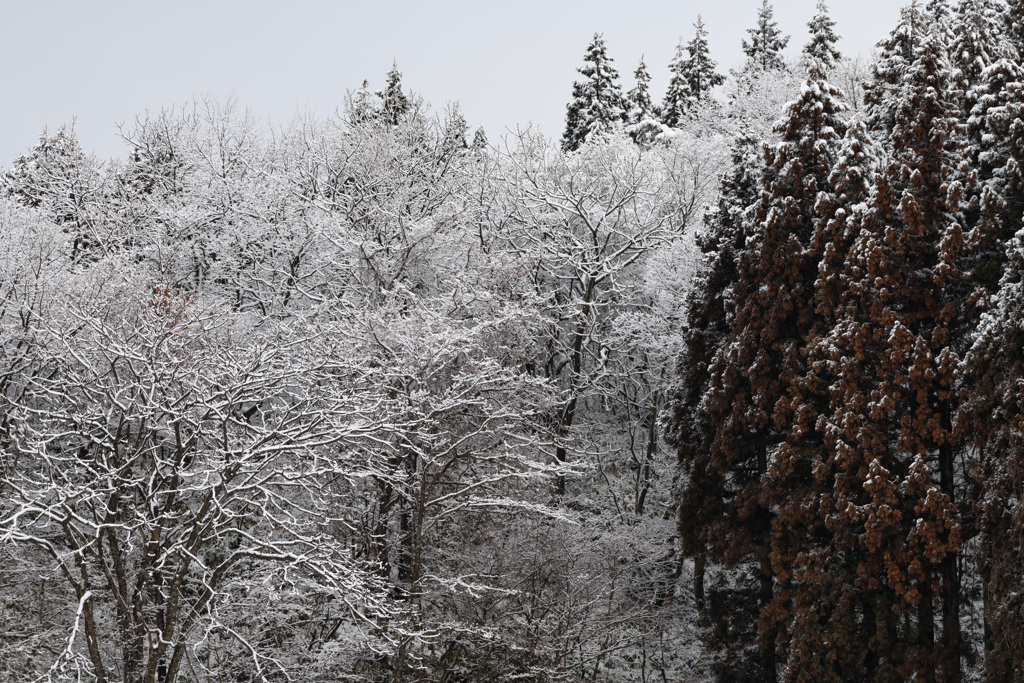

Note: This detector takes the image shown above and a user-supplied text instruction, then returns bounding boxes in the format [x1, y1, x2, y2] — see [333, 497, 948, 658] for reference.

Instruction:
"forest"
[1, 0, 1023, 681]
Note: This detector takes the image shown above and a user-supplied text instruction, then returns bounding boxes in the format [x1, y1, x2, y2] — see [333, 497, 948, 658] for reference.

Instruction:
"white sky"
[0, 0, 904, 165]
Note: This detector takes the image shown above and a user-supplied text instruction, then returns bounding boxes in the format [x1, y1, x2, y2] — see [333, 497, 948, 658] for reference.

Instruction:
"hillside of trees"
[2, 1, 1024, 681]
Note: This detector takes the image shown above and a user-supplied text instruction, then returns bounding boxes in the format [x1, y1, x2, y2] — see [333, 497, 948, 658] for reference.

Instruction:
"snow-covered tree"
[950, 0, 1008, 111]
[627, 56, 656, 124]
[662, 40, 692, 128]
[562, 33, 628, 152]
[864, 1, 932, 144]
[803, 0, 842, 70]
[742, 0, 790, 71]
[682, 16, 726, 105]
[379, 61, 411, 126]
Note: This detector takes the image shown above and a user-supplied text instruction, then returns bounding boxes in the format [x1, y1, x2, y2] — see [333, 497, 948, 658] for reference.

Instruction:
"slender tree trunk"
[918, 577, 936, 683]
[939, 404, 962, 681]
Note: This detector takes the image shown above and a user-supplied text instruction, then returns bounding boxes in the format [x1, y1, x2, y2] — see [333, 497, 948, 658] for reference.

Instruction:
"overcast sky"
[0, 0, 904, 165]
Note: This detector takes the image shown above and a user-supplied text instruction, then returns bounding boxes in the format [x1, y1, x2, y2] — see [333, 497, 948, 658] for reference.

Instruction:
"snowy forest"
[1, 0, 1023, 681]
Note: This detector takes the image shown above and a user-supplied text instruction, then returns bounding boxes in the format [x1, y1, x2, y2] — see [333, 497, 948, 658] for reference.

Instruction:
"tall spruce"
[951, 0, 1008, 110]
[561, 33, 628, 152]
[959, 45, 1024, 683]
[742, 0, 791, 71]
[965, 51, 1024, 294]
[1007, 0, 1024, 57]
[803, 1, 842, 70]
[928, 0, 952, 21]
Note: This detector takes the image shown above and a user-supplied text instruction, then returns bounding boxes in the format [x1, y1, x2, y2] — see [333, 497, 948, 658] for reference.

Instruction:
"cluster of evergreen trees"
[562, 0, 841, 151]
[671, 0, 1024, 680]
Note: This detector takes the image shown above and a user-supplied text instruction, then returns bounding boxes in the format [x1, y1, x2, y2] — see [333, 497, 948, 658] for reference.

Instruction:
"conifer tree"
[561, 33, 628, 152]
[379, 62, 410, 126]
[671, 128, 768, 683]
[726, 62, 848, 681]
[928, 0, 952, 21]
[351, 79, 382, 124]
[950, 0, 1007, 109]
[742, 0, 791, 71]
[662, 40, 692, 128]
[803, 1, 842, 70]
[1006, 0, 1024, 57]
[775, 115, 899, 681]
[682, 17, 726, 103]
[681, 61, 849, 682]
[959, 229, 1024, 682]
[824, 29, 969, 680]
[864, 2, 931, 144]
[471, 126, 489, 151]
[964, 53, 1024, 295]
[627, 56, 656, 124]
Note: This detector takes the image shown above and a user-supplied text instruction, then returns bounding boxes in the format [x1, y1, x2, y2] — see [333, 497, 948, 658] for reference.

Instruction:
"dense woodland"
[1, 0, 1023, 681]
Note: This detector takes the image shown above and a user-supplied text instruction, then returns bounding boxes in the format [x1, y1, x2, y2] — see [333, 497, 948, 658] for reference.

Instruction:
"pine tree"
[803, 1, 842, 70]
[682, 16, 726, 103]
[379, 62, 410, 126]
[3, 125, 104, 261]
[627, 57, 656, 124]
[825, 29, 969, 680]
[561, 33, 628, 152]
[351, 79, 381, 124]
[863, 2, 931, 144]
[661, 40, 692, 128]
[742, 0, 791, 71]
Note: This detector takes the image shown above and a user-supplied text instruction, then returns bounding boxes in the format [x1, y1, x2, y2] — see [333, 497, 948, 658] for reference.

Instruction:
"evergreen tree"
[662, 40, 692, 128]
[3, 125, 104, 261]
[965, 54, 1024, 294]
[671, 127, 767, 683]
[1006, 0, 1024, 57]
[471, 126, 489, 151]
[927, 0, 952, 21]
[950, 0, 1007, 108]
[627, 56, 656, 124]
[561, 33, 628, 152]
[682, 16, 726, 103]
[379, 62, 410, 126]
[677, 61, 850, 682]
[351, 79, 381, 124]
[959, 53, 1024, 682]
[725, 62, 848, 681]
[864, 1, 931, 144]
[778, 116, 900, 682]
[959, 229, 1024, 682]
[825, 29, 969, 680]
[803, 1, 842, 70]
[742, 0, 791, 71]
